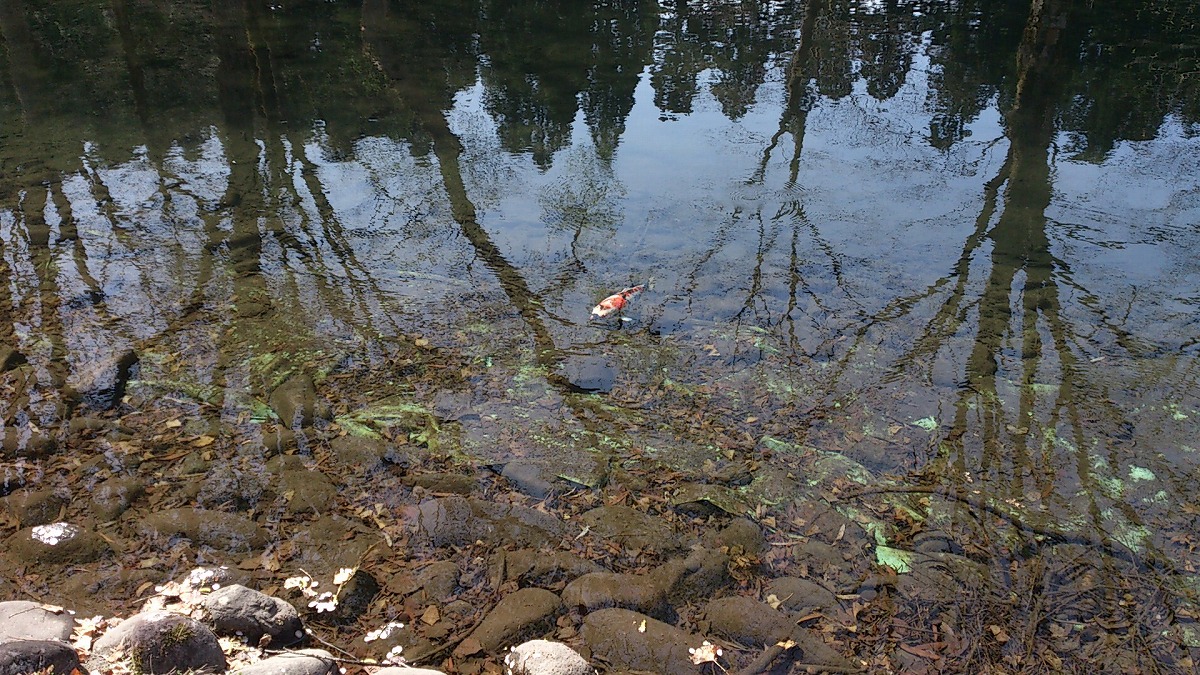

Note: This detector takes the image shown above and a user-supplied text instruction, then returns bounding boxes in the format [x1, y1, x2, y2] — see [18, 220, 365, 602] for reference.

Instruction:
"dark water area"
[2, 0, 1200, 671]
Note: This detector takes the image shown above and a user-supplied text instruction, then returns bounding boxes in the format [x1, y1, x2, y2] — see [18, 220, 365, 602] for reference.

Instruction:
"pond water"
[2, 0, 1200, 670]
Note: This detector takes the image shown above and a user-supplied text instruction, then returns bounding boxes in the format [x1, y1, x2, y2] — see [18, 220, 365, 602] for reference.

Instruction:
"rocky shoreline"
[3, 335, 1198, 674]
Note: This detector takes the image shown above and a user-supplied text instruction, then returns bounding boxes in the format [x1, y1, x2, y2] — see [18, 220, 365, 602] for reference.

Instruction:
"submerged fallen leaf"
[454, 637, 483, 656]
[421, 605, 440, 625]
[900, 642, 943, 660]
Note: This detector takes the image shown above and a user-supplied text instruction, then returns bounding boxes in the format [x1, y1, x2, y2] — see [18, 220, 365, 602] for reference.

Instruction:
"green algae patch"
[913, 416, 938, 431]
[335, 396, 435, 440]
[875, 545, 913, 573]
[1129, 466, 1156, 482]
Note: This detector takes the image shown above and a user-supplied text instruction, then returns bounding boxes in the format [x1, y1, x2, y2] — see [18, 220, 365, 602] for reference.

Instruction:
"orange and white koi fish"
[590, 283, 646, 319]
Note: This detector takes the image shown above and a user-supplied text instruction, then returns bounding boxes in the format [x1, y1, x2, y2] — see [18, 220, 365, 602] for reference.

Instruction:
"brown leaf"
[421, 605, 440, 625]
[454, 637, 483, 657]
[899, 642, 943, 661]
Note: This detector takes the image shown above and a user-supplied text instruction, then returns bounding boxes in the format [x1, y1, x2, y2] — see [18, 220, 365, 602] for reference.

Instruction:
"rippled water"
[2, 0, 1200, 663]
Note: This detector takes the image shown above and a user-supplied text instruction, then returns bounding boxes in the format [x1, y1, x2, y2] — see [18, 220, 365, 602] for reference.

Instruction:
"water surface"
[2, 0, 1200, 668]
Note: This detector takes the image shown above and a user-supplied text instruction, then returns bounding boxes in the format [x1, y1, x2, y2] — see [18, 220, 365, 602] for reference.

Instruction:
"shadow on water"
[1, 0, 1200, 670]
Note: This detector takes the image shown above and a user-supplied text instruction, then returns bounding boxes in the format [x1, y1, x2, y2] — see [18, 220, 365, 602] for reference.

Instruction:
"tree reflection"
[0, 0, 1195, 547]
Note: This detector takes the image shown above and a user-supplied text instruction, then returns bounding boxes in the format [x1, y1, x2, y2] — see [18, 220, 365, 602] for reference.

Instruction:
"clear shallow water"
[2, 0, 1200, 649]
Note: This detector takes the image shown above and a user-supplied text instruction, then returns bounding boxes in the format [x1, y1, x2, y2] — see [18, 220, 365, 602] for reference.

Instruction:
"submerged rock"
[416, 496, 568, 548]
[0, 489, 68, 528]
[0, 601, 75, 643]
[201, 584, 305, 647]
[0, 346, 26, 372]
[89, 610, 225, 674]
[328, 435, 390, 475]
[412, 561, 460, 601]
[6, 522, 110, 564]
[501, 461, 559, 499]
[328, 569, 380, 623]
[562, 570, 674, 620]
[404, 472, 477, 495]
[67, 348, 138, 410]
[275, 469, 338, 516]
[579, 608, 704, 675]
[139, 508, 267, 552]
[270, 374, 324, 428]
[0, 429, 56, 460]
[89, 476, 146, 522]
[505, 639, 594, 675]
[701, 596, 855, 670]
[578, 505, 684, 552]
[764, 577, 839, 614]
[500, 549, 604, 587]
[462, 588, 564, 654]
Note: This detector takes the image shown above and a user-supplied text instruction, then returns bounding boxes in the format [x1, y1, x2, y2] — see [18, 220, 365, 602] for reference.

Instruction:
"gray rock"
[505, 639, 594, 675]
[90, 610, 225, 674]
[201, 584, 305, 647]
[6, 522, 110, 564]
[139, 508, 267, 552]
[232, 649, 336, 675]
[461, 588, 564, 654]
[0, 601, 75, 643]
[579, 608, 703, 675]
[0, 640, 81, 675]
